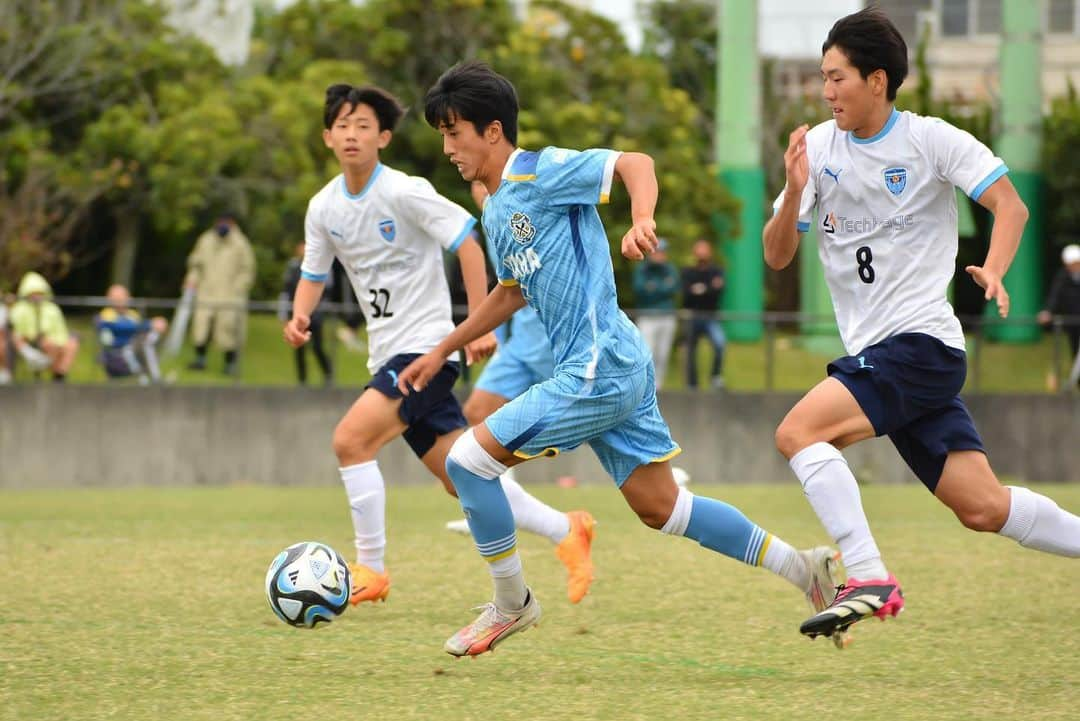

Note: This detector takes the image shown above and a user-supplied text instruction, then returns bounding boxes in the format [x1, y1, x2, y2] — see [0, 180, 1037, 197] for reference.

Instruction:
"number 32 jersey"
[774, 109, 1007, 355]
[302, 164, 476, 373]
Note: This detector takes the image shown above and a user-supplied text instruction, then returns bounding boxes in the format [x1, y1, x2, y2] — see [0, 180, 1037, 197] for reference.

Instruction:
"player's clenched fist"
[621, 218, 659, 260]
[283, 315, 311, 348]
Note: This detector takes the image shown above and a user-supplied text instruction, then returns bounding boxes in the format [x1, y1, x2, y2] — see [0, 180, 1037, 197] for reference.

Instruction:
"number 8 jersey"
[773, 109, 1007, 356]
[302, 164, 477, 373]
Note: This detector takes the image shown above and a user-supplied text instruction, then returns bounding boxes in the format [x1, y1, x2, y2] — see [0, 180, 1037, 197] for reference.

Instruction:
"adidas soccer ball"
[265, 541, 351, 628]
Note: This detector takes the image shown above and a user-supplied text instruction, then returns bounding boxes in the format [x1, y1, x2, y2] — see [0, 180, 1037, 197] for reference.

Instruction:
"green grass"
[15, 312, 1075, 392]
[2, 483, 1078, 721]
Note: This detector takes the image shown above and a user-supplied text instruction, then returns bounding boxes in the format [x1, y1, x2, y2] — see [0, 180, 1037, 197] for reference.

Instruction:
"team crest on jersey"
[509, 212, 536, 244]
[378, 218, 396, 242]
[883, 167, 907, 196]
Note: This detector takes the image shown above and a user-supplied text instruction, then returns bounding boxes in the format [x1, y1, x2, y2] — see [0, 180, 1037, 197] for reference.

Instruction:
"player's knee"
[331, 421, 379, 464]
[635, 505, 669, 530]
[774, 420, 805, 459]
[953, 498, 1010, 533]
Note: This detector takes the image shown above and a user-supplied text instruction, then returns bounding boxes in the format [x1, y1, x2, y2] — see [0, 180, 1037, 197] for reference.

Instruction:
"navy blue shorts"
[827, 333, 984, 492]
[366, 354, 466, 458]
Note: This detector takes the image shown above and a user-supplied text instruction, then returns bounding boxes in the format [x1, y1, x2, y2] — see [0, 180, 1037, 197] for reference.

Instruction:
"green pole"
[985, 0, 1043, 342]
[716, 0, 763, 341]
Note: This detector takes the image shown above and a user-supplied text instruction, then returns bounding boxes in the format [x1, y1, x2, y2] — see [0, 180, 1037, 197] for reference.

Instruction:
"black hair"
[822, 7, 908, 101]
[323, 85, 405, 131]
[423, 60, 519, 145]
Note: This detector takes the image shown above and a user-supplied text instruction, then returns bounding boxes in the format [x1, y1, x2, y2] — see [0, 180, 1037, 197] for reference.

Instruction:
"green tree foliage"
[1042, 85, 1080, 252]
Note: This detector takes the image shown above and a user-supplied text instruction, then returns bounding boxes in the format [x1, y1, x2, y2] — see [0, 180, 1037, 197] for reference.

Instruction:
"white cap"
[1063, 244, 1080, 265]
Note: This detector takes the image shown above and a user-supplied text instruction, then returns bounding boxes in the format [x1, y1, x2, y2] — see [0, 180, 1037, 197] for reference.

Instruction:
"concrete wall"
[1, 386, 1077, 489]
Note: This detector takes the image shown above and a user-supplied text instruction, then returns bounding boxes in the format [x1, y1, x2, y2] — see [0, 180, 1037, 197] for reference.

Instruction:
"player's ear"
[378, 128, 392, 149]
[322, 128, 333, 148]
[485, 120, 503, 144]
[870, 68, 887, 97]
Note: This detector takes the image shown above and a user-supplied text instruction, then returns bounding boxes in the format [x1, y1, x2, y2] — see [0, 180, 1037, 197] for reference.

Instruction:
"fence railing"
[14, 295, 1080, 393]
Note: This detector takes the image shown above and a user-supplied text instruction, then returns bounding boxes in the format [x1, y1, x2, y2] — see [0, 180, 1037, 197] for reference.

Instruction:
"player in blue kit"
[764, 8, 1080, 642]
[399, 60, 843, 657]
[446, 180, 598, 605]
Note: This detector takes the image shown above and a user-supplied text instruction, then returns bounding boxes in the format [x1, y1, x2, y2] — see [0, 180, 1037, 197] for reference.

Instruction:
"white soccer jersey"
[302, 164, 476, 373]
[774, 109, 1007, 355]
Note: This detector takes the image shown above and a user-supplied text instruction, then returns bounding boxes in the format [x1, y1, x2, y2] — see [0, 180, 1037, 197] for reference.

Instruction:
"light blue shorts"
[484, 362, 680, 486]
[474, 348, 555, 400]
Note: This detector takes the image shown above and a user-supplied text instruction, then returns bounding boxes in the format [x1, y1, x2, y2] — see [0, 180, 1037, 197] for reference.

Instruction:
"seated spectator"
[0, 291, 11, 385]
[1038, 243, 1080, 389]
[95, 284, 168, 384]
[9, 271, 79, 382]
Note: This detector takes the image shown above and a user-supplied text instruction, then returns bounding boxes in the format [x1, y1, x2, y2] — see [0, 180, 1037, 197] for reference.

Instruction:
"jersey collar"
[500, 148, 525, 180]
[849, 107, 900, 145]
[340, 163, 383, 200]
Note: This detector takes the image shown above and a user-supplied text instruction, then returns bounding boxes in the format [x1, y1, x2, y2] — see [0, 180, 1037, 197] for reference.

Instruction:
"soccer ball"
[672, 466, 691, 487]
[265, 541, 351, 628]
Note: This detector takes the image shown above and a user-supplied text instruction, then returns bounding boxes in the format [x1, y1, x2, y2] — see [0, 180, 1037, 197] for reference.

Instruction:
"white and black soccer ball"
[265, 541, 351, 628]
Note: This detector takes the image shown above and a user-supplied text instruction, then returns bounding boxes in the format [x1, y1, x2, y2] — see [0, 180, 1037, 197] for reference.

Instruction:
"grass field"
[2, 483, 1077, 721]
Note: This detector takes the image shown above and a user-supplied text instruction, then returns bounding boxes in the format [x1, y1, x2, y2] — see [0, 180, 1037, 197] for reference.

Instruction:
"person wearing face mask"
[1038, 243, 1080, 388]
[183, 212, 255, 375]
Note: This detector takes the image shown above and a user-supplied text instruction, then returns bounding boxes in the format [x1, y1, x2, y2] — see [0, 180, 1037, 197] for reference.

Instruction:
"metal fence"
[7, 295, 1080, 393]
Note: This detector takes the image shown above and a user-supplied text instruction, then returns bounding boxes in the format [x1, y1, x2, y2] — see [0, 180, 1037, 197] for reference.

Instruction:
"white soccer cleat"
[800, 546, 852, 650]
[445, 519, 471, 535]
[444, 590, 542, 657]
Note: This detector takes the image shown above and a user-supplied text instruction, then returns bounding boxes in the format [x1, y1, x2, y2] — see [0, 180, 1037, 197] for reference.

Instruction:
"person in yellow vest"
[183, 213, 256, 375]
[9, 271, 80, 382]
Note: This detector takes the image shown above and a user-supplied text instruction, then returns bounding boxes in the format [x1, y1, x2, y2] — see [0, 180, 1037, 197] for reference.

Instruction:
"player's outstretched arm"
[763, 124, 810, 270]
[456, 233, 498, 364]
[966, 176, 1029, 318]
[283, 278, 324, 348]
[397, 284, 526, 394]
[614, 152, 660, 260]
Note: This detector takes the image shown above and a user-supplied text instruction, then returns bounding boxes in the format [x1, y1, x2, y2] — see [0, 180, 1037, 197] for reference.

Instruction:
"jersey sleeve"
[535, 147, 621, 207]
[399, 177, 477, 252]
[772, 173, 817, 233]
[301, 198, 336, 282]
[925, 119, 1008, 201]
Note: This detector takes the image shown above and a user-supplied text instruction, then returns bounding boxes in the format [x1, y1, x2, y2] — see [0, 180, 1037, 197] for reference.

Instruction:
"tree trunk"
[110, 209, 138, 289]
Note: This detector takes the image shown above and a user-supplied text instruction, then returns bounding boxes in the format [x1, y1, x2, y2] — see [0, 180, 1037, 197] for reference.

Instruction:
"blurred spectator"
[632, 238, 679, 388]
[95, 284, 168, 384]
[280, 241, 334, 386]
[681, 239, 727, 390]
[1038, 243, 1080, 388]
[9, 271, 79, 382]
[0, 290, 11, 385]
[184, 213, 255, 375]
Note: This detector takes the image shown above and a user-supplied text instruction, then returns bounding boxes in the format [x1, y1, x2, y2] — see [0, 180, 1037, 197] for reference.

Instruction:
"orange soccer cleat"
[554, 510, 596, 604]
[348, 563, 390, 605]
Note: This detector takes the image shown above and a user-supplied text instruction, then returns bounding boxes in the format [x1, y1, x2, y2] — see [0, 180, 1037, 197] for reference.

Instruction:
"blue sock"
[684, 495, 771, 566]
[445, 457, 518, 563]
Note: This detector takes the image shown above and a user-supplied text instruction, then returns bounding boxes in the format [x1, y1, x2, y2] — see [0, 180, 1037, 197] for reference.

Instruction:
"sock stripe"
[482, 544, 519, 563]
[754, 534, 773, 567]
[475, 532, 517, 554]
[744, 527, 766, 565]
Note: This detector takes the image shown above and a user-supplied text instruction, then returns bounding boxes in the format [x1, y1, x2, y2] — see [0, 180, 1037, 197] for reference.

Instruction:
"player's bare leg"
[334, 389, 406, 604]
[938, 451, 1080, 557]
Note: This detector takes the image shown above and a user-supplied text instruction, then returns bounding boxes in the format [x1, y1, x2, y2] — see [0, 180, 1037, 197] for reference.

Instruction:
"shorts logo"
[509, 212, 536, 244]
[884, 167, 907, 196]
[378, 218, 396, 242]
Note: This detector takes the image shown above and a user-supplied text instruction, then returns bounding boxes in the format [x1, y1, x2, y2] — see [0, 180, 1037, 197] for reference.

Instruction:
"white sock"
[790, 442, 888, 581]
[761, 537, 810, 592]
[500, 471, 571, 544]
[999, 486, 1080, 557]
[340, 461, 386, 572]
[491, 554, 528, 610]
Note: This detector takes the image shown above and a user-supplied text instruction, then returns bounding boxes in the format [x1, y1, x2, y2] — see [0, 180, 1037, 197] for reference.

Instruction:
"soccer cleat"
[799, 546, 851, 650]
[555, 510, 596, 604]
[348, 563, 390, 605]
[445, 518, 471, 535]
[444, 590, 542, 657]
[799, 573, 904, 640]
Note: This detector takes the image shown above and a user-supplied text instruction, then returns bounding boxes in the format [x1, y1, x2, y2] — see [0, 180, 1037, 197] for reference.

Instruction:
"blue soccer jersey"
[483, 147, 650, 380]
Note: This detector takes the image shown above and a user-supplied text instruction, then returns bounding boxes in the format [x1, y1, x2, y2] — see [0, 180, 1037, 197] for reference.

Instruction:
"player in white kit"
[285, 84, 593, 606]
[764, 7, 1080, 642]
